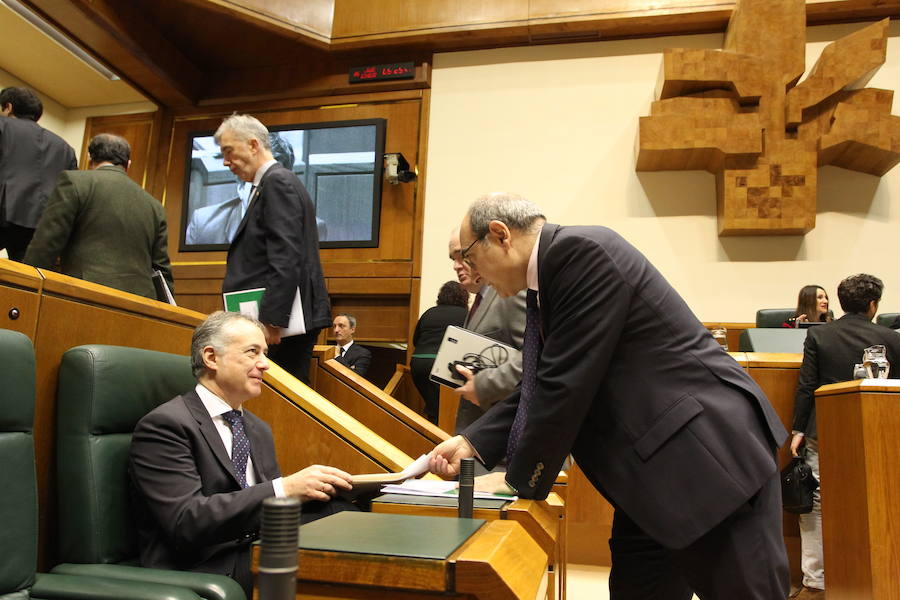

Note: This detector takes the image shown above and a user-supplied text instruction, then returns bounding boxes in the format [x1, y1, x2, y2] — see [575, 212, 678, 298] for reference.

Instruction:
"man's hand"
[428, 435, 475, 478]
[790, 433, 805, 457]
[282, 465, 352, 502]
[474, 472, 515, 495]
[452, 365, 480, 406]
[264, 324, 282, 345]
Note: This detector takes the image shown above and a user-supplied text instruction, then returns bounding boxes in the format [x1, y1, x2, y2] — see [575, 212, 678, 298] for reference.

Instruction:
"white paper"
[381, 478, 517, 500]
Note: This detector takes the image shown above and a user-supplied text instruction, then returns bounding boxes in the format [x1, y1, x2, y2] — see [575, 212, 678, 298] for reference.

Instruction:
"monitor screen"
[179, 118, 386, 251]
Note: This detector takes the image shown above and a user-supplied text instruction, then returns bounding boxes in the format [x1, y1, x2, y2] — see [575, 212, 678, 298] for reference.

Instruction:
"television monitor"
[179, 118, 386, 251]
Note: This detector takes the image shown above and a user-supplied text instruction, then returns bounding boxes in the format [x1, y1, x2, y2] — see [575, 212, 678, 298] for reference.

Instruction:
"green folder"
[299, 512, 484, 560]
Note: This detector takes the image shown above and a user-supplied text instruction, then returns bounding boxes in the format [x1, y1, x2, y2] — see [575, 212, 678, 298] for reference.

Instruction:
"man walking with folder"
[216, 114, 330, 384]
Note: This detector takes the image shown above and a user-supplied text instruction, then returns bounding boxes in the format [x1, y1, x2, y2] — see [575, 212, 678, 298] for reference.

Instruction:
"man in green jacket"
[24, 133, 173, 300]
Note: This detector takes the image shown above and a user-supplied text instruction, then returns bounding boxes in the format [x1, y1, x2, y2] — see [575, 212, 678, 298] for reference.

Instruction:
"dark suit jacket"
[335, 342, 372, 376]
[222, 164, 330, 331]
[129, 390, 280, 596]
[23, 165, 173, 299]
[793, 312, 900, 438]
[465, 224, 787, 549]
[0, 116, 76, 228]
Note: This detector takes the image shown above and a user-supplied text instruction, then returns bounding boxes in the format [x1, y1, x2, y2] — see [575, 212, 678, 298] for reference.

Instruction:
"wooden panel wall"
[80, 111, 162, 188]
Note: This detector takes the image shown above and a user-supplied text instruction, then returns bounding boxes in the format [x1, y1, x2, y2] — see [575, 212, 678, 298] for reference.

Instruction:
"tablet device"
[429, 326, 521, 388]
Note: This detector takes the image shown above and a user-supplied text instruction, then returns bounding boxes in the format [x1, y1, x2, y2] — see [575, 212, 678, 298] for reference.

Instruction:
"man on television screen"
[215, 114, 330, 384]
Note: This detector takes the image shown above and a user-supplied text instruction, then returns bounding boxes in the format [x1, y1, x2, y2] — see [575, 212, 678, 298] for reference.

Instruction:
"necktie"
[222, 410, 251, 489]
[467, 291, 483, 323]
[507, 289, 541, 462]
[340, 346, 346, 357]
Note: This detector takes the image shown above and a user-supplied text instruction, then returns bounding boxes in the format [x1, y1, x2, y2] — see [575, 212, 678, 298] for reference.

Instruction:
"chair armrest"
[31, 572, 202, 600]
[50, 564, 246, 600]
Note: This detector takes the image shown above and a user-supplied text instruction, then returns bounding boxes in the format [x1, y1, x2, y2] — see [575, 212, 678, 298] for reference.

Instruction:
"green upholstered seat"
[755, 308, 795, 328]
[54, 344, 245, 600]
[876, 312, 900, 328]
[0, 330, 203, 600]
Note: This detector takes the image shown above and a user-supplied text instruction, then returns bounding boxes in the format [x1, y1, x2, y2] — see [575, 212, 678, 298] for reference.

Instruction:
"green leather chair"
[52, 345, 246, 600]
[0, 330, 203, 600]
[755, 308, 795, 328]
[876, 312, 900, 328]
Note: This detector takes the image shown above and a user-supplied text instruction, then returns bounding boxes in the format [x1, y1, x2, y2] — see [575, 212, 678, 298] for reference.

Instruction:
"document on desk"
[381, 478, 517, 501]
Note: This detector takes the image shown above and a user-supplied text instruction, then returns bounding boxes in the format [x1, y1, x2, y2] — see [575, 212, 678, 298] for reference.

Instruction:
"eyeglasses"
[459, 235, 483, 267]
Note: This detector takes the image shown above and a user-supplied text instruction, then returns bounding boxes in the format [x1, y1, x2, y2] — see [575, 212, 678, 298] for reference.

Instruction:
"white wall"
[422, 21, 900, 323]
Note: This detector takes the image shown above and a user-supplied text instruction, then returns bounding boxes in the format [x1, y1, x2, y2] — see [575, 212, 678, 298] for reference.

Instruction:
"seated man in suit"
[789, 273, 900, 599]
[333, 313, 372, 376]
[129, 311, 356, 598]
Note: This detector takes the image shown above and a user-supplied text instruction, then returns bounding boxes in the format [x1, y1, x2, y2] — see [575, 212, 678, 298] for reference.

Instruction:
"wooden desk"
[371, 494, 564, 600]
[816, 380, 900, 600]
[252, 513, 548, 600]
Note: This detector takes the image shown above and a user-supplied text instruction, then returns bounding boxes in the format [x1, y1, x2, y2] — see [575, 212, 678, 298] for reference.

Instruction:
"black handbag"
[780, 447, 819, 514]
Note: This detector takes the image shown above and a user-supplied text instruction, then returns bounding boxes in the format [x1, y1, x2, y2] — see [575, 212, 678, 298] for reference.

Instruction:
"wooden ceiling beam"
[22, 0, 203, 107]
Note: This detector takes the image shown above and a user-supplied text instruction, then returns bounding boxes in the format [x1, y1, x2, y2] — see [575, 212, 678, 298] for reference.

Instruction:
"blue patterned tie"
[507, 289, 541, 462]
[222, 410, 251, 489]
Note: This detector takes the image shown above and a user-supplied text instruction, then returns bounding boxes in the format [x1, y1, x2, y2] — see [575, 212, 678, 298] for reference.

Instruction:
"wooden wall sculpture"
[636, 0, 900, 236]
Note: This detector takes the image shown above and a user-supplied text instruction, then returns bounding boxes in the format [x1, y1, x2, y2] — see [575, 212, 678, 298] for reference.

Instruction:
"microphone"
[258, 497, 301, 600]
[458, 458, 474, 519]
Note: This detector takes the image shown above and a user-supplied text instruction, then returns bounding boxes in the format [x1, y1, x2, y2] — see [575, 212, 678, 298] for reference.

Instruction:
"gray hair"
[335, 313, 357, 329]
[191, 311, 266, 378]
[468, 193, 545, 240]
[213, 113, 272, 152]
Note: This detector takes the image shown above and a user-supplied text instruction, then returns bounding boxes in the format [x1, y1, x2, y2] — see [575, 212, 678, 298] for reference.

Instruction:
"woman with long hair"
[790, 285, 832, 327]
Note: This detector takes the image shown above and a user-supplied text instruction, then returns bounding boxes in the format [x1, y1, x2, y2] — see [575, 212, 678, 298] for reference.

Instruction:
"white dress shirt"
[195, 383, 284, 496]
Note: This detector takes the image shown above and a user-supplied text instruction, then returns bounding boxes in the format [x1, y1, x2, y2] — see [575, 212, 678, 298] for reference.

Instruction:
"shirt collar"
[526, 223, 544, 292]
[196, 383, 240, 417]
[252, 159, 278, 187]
[339, 340, 354, 351]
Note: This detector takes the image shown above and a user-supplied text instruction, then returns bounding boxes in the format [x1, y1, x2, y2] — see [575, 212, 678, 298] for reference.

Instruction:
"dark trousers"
[268, 328, 321, 385]
[0, 223, 35, 261]
[608, 471, 789, 600]
[410, 357, 439, 424]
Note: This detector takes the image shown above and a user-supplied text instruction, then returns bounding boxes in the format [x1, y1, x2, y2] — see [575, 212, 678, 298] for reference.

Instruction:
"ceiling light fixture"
[1, 0, 120, 81]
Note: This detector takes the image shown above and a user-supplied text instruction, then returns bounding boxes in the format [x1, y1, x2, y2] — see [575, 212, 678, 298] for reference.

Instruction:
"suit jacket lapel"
[468, 287, 495, 330]
[536, 224, 559, 338]
[183, 390, 243, 488]
[243, 413, 273, 482]
[230, 166, 275, 247]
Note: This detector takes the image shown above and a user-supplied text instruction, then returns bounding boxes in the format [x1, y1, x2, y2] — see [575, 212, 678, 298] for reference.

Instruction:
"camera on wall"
[384, 152, 416, 185]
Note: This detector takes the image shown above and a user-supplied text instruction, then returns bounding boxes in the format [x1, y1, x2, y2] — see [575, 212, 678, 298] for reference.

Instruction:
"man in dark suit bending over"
[216, 114, 331, 384]
[332, 313, 372, 376]
[430, 193, 789, 599]
[130, 311, 354, 598]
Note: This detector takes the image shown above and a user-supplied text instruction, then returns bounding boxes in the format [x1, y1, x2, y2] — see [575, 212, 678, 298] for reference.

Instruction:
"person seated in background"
[410, 280, 469, 424]
[333, 313, 372, 376]
[789, 273, 900, 599]
[129, 312, 356, 598]
[786, 285, 833, 327]
[24, 133, 173, 299]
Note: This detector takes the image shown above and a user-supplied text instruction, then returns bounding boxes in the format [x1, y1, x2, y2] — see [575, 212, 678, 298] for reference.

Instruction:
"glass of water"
[853, 363, 867, 379]
[711, 327, 728, 352]
[862, 345, 890, 379]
